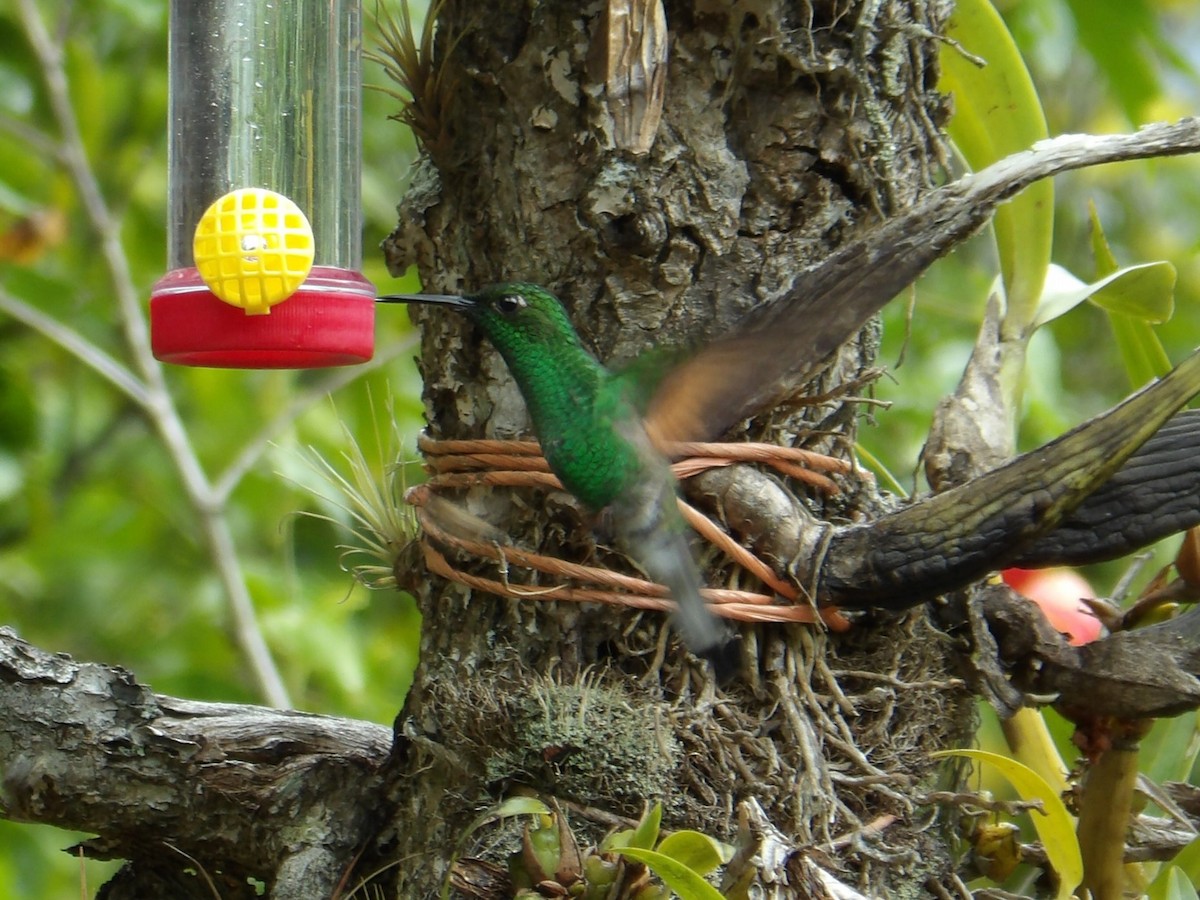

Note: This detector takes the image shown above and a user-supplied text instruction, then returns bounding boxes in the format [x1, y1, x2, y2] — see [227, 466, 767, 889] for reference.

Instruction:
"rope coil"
[407, 434, 852, 630]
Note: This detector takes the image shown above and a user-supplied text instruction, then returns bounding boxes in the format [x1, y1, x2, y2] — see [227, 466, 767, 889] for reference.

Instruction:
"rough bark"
[381, 1, 973, 895]
[0, 627, 391, 899]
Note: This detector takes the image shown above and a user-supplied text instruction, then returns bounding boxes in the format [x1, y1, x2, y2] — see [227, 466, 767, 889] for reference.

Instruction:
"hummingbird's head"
[379, 282, 582, 350]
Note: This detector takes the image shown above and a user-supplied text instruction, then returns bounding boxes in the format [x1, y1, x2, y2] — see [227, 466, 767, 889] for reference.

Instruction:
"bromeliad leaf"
[1087, 202, 1175, 387]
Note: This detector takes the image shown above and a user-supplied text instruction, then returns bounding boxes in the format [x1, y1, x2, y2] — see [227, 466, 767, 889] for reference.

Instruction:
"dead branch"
[0, 627, 393, 899]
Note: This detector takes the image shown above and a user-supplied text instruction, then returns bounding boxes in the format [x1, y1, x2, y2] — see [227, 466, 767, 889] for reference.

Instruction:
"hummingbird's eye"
[494, 294, 525, 315]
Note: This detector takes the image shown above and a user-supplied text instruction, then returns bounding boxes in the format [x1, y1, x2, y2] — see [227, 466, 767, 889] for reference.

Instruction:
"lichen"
[433, 670, 681, 817]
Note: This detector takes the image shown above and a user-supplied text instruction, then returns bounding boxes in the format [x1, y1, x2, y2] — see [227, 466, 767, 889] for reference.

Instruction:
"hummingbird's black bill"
[376, 293, 472, 309]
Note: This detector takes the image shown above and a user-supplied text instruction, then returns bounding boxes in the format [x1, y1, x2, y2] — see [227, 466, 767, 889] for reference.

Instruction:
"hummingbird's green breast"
[474, 288, 646, 511]
[533, 382, 647, 512]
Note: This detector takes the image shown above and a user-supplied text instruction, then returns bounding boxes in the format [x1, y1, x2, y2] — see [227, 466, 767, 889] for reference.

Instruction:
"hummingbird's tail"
[645, 529, 738, 679]
[610, 456, 732, 676]
[647, 525, 721, 648]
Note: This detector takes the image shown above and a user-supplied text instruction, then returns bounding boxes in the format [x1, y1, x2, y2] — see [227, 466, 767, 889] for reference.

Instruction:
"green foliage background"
[0, 0, 1198, 895]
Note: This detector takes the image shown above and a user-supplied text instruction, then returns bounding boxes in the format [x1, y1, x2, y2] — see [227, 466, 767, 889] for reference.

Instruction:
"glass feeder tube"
[150, 0, 375, 368]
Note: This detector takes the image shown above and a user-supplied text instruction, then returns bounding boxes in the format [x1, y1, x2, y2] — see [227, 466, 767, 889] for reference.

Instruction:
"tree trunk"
[381, 0, 976, 894]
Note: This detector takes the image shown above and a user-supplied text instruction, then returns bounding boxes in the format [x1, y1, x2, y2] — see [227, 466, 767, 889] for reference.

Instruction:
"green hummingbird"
[379, 282, 745, 665]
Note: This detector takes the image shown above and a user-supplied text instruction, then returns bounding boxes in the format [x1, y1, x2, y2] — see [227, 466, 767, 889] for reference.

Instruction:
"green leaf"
[1152, 835, 1200, 897]
[602, 803, 662, 853]
[0, 365, 37, 452]
[1084, 203, 1175, 388]
[1175, 839, 1200, 877]
[1032, 262, 1175, 329]
[1089, 200, 1171, 388]
[461, 796, 551, 840]
[1140, 713, 1200, 789]
[629, 802, 664, 851]
[1090, 263, 1176, 322]
[933, 749, 1082, 898]
[616, 847, 726, 900]
[1147, 860, 1200, 900]
[654, 831, 734, 878]
[1088, 202, 1120, 278]
[1085, 203, 1176, 322]
[940, 0, 1051, 330]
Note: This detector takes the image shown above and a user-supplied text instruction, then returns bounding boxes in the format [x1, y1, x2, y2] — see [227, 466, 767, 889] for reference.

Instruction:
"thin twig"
[0, 288, 151, 408]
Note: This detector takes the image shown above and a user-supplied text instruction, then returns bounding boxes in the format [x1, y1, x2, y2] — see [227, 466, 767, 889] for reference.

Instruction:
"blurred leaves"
[1062, 0, 1195, 124]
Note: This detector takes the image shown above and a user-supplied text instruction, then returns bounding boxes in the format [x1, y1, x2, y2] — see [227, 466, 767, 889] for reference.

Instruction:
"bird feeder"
[150, 0, 374, 368]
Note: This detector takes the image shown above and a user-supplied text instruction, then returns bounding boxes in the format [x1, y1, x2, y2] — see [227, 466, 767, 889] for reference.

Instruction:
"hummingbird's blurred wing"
[645, 123, 1200, 445]
[642, 233, 921, 446]
[642, 204, 943, 445]
[641, 331, 800, 447]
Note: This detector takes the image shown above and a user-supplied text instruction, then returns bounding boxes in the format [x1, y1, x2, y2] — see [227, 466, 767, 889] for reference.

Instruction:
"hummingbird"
[378, 282, 741, 666]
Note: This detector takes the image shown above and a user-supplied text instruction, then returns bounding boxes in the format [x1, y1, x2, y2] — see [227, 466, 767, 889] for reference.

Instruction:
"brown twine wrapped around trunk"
[406, 434, 852, 630]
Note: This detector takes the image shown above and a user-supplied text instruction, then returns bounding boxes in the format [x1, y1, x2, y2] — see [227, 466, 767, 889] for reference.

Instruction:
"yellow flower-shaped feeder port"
[193, 188, 315, 315]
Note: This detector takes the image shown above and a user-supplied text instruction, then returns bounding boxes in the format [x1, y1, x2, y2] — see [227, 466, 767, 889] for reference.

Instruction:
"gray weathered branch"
[0, 627, 392, 899]
[968, 584, 1200, 722]
[737, 118, 1200, 419]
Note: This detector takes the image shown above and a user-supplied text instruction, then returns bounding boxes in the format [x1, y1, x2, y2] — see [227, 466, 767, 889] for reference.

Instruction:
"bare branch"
[0, 288, 151, 409]
[0, 627, 392, 899]
[15, 0, 158, 378]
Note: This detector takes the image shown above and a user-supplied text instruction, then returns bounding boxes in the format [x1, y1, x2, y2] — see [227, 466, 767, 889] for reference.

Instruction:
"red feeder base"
[150, 267, 376, 368]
